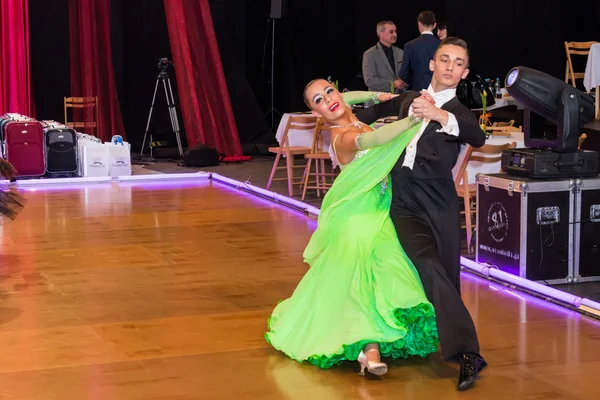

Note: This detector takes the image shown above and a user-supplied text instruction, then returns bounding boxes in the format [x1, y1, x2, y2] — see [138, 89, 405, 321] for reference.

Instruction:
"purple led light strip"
[210, 173, 321, 217]
[460, 258, 582, 307]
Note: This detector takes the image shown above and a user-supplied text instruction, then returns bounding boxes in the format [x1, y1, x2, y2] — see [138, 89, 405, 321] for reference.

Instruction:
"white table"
[584, 43, 600, 119]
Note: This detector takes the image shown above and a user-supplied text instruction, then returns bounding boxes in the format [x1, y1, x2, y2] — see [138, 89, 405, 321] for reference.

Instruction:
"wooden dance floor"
[0, 179, 598, 399]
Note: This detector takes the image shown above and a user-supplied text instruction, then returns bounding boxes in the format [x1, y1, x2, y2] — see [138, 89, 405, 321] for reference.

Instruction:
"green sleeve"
[341, 91, 380, 106]
[356, 116, 421, 149]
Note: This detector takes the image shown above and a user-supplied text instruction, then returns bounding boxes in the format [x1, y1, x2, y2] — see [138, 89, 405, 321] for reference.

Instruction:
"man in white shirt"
[356, 37, 487, 392]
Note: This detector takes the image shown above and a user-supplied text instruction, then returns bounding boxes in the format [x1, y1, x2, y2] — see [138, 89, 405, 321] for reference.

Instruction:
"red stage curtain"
[164, 0, 242, 156]
[68, 0, 125, 142]
[0, 0, 34, 116]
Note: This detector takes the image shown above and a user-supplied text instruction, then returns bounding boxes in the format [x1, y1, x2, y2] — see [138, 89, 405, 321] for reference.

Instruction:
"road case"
[573, 178, 600, 282]
[476, 173, 575, 284]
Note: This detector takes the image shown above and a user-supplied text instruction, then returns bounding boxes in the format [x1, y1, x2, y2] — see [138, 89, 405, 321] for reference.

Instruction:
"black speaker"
[270, 0, 285, 18]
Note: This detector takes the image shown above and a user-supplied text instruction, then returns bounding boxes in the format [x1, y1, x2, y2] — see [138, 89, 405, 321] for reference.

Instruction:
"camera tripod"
[263, 17, 282, 128]
[138, 68, 184, 159]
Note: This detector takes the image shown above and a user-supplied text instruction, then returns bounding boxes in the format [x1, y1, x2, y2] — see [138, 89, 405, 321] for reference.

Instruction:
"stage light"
[505, 66, 595, 152]
[501, 66, 599, 178]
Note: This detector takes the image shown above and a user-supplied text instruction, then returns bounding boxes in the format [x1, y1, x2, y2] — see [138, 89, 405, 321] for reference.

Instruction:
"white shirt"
[402, 84, 460, 169]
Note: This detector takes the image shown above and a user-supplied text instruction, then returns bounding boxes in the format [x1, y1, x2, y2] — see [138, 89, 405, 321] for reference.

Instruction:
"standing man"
[398, 11, 440, 91]
[362, 21, 405, 93]
[356, 37, 488, 391]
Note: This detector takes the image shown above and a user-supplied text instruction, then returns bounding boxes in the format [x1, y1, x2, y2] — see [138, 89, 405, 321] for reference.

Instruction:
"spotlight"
[500, 66, 599, 178]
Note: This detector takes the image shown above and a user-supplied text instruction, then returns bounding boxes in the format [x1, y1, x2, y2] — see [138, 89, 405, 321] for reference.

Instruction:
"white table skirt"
[584, 44, 600, 93]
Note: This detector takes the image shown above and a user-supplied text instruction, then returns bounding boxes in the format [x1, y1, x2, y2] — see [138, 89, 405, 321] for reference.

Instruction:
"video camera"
[157, 58, 174, 72]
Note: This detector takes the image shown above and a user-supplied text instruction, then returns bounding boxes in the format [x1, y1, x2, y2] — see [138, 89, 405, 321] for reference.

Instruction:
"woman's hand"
[377, 93, 400, 103]
[419, 90, 435, 105]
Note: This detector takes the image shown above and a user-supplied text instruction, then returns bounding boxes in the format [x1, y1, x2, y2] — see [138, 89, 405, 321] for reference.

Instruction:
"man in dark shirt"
[362, 21, 405, 93]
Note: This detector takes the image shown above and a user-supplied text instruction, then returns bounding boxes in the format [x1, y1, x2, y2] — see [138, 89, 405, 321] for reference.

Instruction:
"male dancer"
[356, 37, 487, 391]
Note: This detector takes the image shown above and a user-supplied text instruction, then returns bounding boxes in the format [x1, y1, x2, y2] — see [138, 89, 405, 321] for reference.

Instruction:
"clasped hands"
[412, 90, 448, 124]
[376, 90, 448, 125]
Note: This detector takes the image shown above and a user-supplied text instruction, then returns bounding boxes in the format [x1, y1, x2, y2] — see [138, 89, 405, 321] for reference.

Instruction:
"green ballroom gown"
[265, 92, 439, 369]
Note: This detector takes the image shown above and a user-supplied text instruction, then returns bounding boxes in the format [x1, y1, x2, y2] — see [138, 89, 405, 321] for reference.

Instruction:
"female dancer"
[265, 80, 438, 376]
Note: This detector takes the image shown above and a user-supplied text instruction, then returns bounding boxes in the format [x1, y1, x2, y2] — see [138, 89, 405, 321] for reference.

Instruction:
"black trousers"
[389, 173, 480, 360]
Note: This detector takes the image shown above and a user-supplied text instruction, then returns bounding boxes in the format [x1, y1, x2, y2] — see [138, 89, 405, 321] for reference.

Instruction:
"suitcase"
[573, 178, 600, 282]
[0, 115, 46, 177]
[476, 173, 575, 284]
[45, 128, 79, 177]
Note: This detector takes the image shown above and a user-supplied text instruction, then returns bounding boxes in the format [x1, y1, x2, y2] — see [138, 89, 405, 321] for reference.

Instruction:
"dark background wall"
[27, 0, 600, 152]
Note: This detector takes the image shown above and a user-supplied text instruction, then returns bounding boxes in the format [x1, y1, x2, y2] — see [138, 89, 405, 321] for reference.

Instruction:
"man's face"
[429, 44, 470, 90]
[379, 24, 397, 45]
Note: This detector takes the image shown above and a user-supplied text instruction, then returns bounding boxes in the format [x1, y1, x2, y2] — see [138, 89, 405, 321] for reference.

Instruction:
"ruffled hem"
[265, 303, 439, 369]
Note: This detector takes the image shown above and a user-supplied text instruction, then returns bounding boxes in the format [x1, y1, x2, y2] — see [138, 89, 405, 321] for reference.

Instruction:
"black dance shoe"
[457, 352, 487, 391]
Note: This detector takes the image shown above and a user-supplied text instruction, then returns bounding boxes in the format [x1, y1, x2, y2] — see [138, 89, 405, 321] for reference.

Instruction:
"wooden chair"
[579, 133, 587, 149]
[455, 141, 518, 247]
[266, 115, 316, 197]
[64, 96, 99, 135]
[564, 41, 598, 88]
[301, 120, 338, 200]
[492, 120, 515, 127]
[485, 125, 522, 134]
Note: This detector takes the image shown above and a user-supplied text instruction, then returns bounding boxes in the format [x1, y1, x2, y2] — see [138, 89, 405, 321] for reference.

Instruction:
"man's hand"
[394, 79, 407, 90]
[412, 95, 448, 125]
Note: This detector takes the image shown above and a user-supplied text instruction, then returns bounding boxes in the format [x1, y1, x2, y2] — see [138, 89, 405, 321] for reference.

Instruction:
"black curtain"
[258, 0, 599, 116]
[119, 0, 181, 153]
[209, 0, 275, 154]
[446, 0, 600, 88]
[28, 0, 70, 121]
[261, 0, 447, 115]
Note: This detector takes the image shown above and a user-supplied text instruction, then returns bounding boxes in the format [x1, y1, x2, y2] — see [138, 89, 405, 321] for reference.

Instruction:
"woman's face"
[437, 28, 447, 40]
[304, 79, 346, 121]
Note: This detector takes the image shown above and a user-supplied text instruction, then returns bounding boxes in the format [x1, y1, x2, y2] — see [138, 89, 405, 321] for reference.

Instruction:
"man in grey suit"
[362, 21, 405, 93]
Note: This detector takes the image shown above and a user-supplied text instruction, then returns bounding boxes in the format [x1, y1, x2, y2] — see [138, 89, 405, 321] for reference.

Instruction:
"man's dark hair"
[435, 36, 470, 66]
[417, 11, 436, 27]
